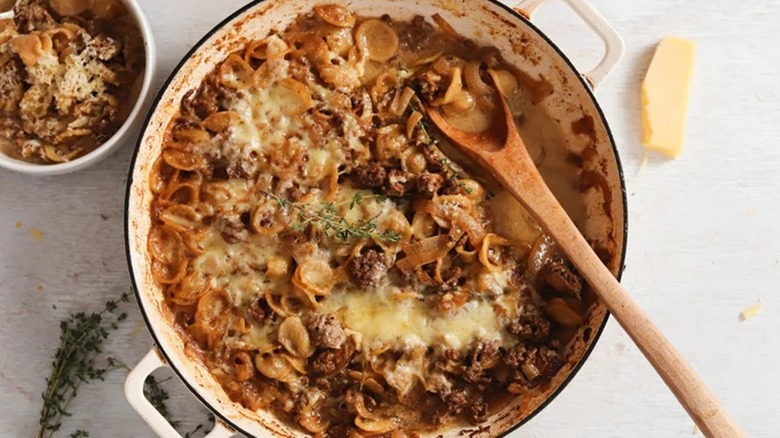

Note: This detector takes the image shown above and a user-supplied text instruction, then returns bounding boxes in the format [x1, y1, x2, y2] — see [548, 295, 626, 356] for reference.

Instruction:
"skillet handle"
[514, 0, 625, 89]
[125, 349, 235, 438]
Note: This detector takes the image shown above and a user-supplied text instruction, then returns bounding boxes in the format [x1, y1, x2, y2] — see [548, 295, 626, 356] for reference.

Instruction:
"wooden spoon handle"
[487, 148, 745, 438]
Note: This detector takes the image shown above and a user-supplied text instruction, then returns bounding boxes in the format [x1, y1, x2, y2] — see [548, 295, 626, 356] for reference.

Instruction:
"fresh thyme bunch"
[37, 291, 131, 438]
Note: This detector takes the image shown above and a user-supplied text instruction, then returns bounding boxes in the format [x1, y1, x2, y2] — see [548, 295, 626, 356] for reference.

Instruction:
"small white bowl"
[0, 0, 156, 176]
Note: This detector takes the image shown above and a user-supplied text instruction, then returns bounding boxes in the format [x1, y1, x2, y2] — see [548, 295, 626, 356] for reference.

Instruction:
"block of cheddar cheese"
[641, 37, 696, 158]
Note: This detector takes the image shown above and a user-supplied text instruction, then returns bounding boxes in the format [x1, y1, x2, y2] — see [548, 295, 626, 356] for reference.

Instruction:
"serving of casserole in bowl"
[124, 0, 626, 436]
[0, 0, 155, 175]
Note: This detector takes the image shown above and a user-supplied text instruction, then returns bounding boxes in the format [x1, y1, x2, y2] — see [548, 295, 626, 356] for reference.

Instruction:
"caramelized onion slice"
[412, 51, 443, 67]
[545, 297, 584, 327]
[440, 66, 463, 105]
[442, 90, 475, 117]
[431, 13, 460, 41]
[488, 68, 519, 98]
[395, 231, 462, 273]
[479, 233, 513, 272]
[355, 19, 399, 62]
[526, 235, 556, 282]
[405, 111, 423, 139]
[416, 196, 487, 245]
[314, 4, 355, 28]
[464, 61, 491, 96]
[391, 87, 416, 116]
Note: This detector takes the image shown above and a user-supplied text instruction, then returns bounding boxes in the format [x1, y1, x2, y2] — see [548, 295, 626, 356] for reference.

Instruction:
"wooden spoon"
[426, 98, 745, 438]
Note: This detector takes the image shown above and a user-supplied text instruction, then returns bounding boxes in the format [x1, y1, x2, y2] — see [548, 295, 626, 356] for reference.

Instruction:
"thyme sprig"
[38, 291, 131, 438]
[144, 376, 215, 437]
[263, 191, 402, 244]
[144, 376, 179, 428]
[409, 102, 473, 194]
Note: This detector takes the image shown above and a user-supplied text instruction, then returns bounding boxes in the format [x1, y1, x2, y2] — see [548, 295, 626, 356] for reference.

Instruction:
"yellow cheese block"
[641, 37, 696, 158]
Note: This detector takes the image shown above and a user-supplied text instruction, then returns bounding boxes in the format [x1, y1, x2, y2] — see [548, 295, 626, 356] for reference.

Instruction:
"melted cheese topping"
[222, 75, 363, 181]
[228, 87, 307, 159]
[323, 286, 516, 351]
[192, 228, 281, 306]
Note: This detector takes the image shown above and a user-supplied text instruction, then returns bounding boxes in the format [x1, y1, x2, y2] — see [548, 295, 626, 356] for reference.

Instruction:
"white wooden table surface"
[1, 0, 778, 436]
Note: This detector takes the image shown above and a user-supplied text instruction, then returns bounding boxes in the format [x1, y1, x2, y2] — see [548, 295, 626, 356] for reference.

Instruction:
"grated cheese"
[739, 302, 763, 321]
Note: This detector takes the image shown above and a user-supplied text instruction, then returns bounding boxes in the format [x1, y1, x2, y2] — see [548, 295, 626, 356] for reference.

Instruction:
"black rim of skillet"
[124, 1, 629, 436]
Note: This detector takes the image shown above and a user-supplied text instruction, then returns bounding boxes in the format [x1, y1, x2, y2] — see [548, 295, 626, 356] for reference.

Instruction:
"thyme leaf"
[262, 191, 402, 244]
[37, 291, 131, 438]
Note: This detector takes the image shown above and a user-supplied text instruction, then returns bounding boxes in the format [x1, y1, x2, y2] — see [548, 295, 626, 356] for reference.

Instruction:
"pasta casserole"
[0, 0, 144, 163]
[148, 5, 593, 436]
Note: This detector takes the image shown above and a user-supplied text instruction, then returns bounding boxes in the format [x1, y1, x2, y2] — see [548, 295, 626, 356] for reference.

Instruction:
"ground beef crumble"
[462, 340, 500, 384]
[540, 261, 584, 299]
[353, 162, 387, 188]
[508, 307, 552, 343]
[503, 345, 562, 388]
[310, 341, 355, 376]
[415, 172, 444, 197]
[384, 168, 412, 197]
[304, 313, 346, 349]
[346, 248, 391, 289]
[246, 297, 275, 325]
